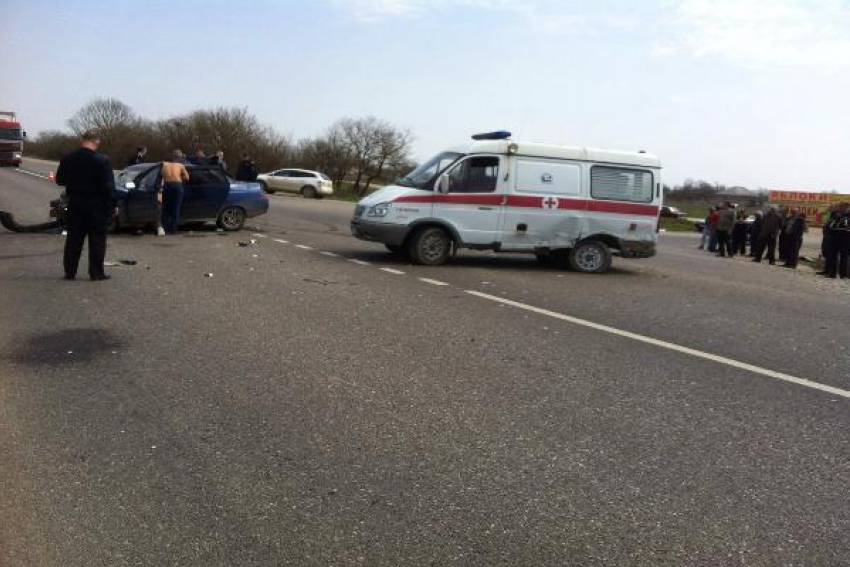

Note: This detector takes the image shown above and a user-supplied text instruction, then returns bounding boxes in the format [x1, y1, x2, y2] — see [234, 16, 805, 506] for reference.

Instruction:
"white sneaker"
[157, 227, 166, 236]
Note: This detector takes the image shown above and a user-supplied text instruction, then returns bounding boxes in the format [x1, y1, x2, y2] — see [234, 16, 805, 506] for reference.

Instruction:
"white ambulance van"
[350, 132, 661, 273]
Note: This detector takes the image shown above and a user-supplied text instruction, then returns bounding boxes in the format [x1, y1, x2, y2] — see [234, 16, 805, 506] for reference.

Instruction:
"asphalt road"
[1, 161, 849, 566]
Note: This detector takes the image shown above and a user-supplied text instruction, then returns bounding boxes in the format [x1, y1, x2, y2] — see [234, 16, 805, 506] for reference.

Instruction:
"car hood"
[357, 185, 429, 207]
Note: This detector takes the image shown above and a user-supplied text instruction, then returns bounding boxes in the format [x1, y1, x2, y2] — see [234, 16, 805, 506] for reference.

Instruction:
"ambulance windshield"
[396, 151, 464, 189]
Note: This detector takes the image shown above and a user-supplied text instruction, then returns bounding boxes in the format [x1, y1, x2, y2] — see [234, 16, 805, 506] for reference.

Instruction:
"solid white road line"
[272, 238, 289, 244]
[348, 259, 372, 266]
[465, 290, 850, 400]
[418, 277, 449, 286]
[294, 244, 313, 250]
[380, 267, 406, 275]
[319, 251, 339, 257]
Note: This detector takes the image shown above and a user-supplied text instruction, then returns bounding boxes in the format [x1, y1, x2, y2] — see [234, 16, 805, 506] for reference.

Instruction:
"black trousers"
[716, 230, 733, 257]
[63, 205, 110, 278]
[784, 237, 802, 267]
[732, 226, 748, 256]
[839, 234, 850, 278]
[755, 235, 776, 263]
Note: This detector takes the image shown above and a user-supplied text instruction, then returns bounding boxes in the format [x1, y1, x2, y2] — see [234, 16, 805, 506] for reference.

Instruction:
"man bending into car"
[161, 150, 190, 234]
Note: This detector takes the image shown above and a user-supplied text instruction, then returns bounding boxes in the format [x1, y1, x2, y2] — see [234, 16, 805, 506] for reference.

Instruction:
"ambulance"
[350, 132, 661, 273]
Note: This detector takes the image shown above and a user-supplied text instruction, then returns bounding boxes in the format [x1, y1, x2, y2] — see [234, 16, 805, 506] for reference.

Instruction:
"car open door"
[123, 165, 161, 226]
[183, 167, 230, 220]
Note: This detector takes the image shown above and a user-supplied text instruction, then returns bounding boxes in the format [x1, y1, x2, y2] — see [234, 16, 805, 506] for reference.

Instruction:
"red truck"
[0, 111, 25, 167]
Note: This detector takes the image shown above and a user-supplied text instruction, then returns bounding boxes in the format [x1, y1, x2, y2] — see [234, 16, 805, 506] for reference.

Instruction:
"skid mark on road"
[465, 290, 850, 400]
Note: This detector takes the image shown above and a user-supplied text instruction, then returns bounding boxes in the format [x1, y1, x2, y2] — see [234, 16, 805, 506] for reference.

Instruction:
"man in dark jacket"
[782, 207, 806, 269]
[126, 146, 147, 167]
[831, 203, 850, 278]
[748, 212, 763, 257]
[753, 207, 782, 265]
[820, 204, 843, 277]
[715, 201, 736, 257]
[235, 153, 259, 182]
[55, 130, 117, 281]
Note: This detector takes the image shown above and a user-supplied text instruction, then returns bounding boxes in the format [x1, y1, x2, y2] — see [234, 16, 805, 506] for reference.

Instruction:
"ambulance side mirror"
[437, 175, 450, 194]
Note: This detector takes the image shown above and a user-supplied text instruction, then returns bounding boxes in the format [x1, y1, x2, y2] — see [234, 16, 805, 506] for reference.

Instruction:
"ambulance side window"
[447, 157, 499, 193]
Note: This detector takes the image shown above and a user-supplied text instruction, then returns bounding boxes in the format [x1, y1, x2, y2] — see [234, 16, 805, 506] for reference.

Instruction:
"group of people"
[124, 147, 260, 236]
[54, 130, 265, 281]
[698, 200, 850, 278]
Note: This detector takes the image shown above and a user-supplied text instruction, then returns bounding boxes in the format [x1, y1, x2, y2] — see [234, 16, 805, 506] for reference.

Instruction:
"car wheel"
[408, 226, 452, 266]
[217, 206, 246, 231]
[301, 186, 318, 199]
[259, 181, 274, 194]
[568, 240, 612, 274]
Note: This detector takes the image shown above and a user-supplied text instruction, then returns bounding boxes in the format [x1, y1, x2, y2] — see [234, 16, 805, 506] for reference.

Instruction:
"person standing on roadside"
[707, 206, 720, 252]
[834, 203, 850, 278]
[55, 130, 117, 281]
[782, 207, 806, 269]
[126, 146, 147, 167]
[732, 209, 749, 257]
[716, 201, 736, 258]
[235, 153, 259, 182]
[820, 204, 841, 277]
[753, 207, 782, 265]
[188, 148, 206, 166]
[749, 211, 763, 257]
[161, 150, 190, 235]
[208, 150, 227, 173]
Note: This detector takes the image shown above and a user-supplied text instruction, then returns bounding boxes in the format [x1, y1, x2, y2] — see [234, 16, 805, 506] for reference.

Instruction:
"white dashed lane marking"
[418, 278, 449, 286]
[465, 290, 850, 400]
[272, 239, 289, 244]
[348, 259, 372, 266]
[252, 233, 268, 238]
[380, 267, 406, 275]
[319, 251, 339, 257]
[15, 168, 48, 179]
[294, 244, 313, 250]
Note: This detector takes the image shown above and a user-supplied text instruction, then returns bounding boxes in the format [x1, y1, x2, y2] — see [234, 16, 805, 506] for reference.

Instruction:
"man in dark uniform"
[782, 207, 806, 269]
[55, 130, 117, 281]
[753, 207, 782, 265]
[819, 204, 839, 277]
[836, 203, 850, 279]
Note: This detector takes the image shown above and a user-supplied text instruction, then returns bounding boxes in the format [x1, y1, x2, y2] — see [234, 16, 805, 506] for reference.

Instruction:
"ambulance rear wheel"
[569, 240, 612, 273]
[409, 227, 451, 266]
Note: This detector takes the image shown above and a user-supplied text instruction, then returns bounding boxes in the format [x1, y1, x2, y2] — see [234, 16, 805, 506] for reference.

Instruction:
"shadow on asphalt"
[7, 328, 125, 366]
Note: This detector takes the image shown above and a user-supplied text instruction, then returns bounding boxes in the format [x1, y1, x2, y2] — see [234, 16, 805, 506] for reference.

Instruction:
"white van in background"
[350, 132, 662, 273]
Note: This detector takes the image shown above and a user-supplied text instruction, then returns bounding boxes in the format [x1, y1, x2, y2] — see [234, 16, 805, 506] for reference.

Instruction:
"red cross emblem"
[542, 197, 559, 210]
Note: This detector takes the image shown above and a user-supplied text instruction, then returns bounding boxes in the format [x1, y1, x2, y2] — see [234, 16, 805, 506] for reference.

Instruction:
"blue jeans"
[162, 182, 184, 234]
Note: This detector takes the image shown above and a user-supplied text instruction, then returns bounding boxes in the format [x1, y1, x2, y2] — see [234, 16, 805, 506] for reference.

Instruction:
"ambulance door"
[433, 155, 504, 246]
[499, 158, 585, 250]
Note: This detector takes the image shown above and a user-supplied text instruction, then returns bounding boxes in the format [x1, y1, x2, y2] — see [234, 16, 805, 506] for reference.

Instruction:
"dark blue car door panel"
[124, 165, 161, 225]
[183, 168, 230, 220]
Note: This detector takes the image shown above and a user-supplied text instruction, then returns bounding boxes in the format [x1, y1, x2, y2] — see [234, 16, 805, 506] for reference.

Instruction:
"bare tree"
[337, 117, 413, 195]
[67, 98, 138, 138]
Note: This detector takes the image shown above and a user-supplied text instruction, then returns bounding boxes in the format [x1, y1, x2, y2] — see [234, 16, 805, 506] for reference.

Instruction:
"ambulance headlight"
[367, 202, 392, 217]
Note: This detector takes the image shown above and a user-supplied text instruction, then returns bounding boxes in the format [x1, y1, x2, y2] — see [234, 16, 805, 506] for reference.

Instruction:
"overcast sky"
[3, 0, 850, 191]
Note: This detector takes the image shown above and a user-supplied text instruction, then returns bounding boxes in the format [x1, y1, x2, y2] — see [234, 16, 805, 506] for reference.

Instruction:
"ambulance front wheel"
[569, 240, 612, 273]
[409, 226, 452, 266]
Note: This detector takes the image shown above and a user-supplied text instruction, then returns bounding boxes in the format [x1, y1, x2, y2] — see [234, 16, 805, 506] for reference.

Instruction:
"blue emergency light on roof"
[471, 131, 512, 141]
